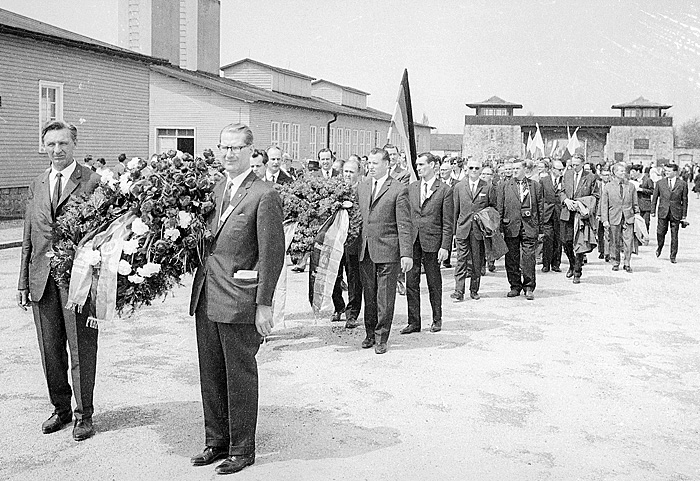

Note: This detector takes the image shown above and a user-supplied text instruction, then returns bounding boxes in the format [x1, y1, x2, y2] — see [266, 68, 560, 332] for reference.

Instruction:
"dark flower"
[183, 235, 197, 249]
[184, 176, 197, 189]
[141, 200, 155, 213]
[167, 149, 177, 159]
[201, 201, 215, 215]
[179, 195, 191, 207]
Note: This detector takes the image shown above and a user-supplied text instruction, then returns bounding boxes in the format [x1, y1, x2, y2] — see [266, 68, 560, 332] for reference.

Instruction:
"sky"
[2, 0, 700, 133]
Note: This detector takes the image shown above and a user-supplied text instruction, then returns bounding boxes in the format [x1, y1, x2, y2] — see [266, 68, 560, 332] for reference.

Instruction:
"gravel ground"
[0, 202, 698, 480]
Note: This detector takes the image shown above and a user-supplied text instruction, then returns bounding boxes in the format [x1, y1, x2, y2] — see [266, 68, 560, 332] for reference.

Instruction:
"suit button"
[209, 252, 214, 256]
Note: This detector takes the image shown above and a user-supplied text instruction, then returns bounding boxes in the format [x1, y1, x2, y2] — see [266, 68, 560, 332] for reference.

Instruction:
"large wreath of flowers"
[275, 175, 362, 262]
[50, 152, 223, 314]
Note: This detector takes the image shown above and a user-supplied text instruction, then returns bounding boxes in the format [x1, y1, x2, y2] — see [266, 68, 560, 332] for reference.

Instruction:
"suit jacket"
[601, 179, 639, 226]
[497, 177, 544, 239]
[636, 174, 654, 212]
[390, 165, 411, 186]
[558, 170, 600, 222]
[311, 168, 340, 180]
[19, 163, 101, 301]
[408, 178, 453, 252]
[189, 171, 285, 323]
[453, 178, 497, 240]
[357, 176, 412, 263]
[269, 169, 293, 185]
[539, 174, 562, 224]
[652, 177, 688, 220]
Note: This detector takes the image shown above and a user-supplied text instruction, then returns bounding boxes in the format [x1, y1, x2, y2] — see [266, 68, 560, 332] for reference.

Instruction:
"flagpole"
[402, 69, 418, 180]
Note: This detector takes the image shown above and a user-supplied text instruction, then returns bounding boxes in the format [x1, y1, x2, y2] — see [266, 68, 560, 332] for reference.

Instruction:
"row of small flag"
[526, 124, 582, 161]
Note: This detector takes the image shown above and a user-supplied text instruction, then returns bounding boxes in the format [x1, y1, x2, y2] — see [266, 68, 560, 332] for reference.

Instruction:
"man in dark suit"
[357, 147, 413, 354]
[452, 158, 497, 301]
[635, 166, 655, 231]
[439, 159, 457, 268]
[312, 148, 340, 180]
[652, 163, 689, 263]
[190, 123, 285, 475]
[18, 121, 101, 441]
[339, 157, 364, 329]
[265, 146, 293, 184]
[558, 153, 600, 284]
[601, 162, 639, 272]
[540, 159, 563, 273]
[401, 153, 453, 334]
[498, 160, 544, 300]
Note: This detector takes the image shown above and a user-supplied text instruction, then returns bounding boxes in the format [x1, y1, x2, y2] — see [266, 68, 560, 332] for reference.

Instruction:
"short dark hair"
[665, 163, 679, 172]
[118, 153, 127, 162]
[382, 143, 398, 152]
[96, 157, 106, 166]
[42, 120, 77, 143]
[317, 148, 334, 160]
[84, 154, 93, 162]
[644, 166, 652, 174]
[252, 149, 269, 164]
[370, 147, 390, 163]
[417, 152, 438, 165]
[572, 153, 585, 162]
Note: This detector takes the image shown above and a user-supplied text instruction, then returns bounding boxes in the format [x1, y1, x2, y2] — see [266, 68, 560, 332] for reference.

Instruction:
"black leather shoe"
[72, 417, 95, 441]
[656, 247, 661, 258]
[400, 324, 420, 334]
[623, 265, 632, 273]
[525, 289, 534, 301]
[442, 262, 452, 269]
[566, 269, 574, 278]
[191, 446, 229, 466]
[374, 342, 388, 354]
[670, 258, 677, 264]
[612, 265, 619, 271]
[42, 412, 72, 434]
[470, 291, 480, 300]
[598, 253, 604, 259]
[430, 321, 442, 332]
[541, 266, 550, 273]
[573, 276, 581, 284]
[450, 291, 464, 302]
[507, 289, 520, 298]
[330, 312, 342, 322]
[551, 266, 561, 273]
[345, 319, 359, 329]
[361, 337, 375, 349]
[604, 255, 610, 263]
[215, 454, 255, 475]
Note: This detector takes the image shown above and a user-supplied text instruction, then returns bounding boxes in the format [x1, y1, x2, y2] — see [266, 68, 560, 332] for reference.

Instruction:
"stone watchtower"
[463, 96, 524, 163]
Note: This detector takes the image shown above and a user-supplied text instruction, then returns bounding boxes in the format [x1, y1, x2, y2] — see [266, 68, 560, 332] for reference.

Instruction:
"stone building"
[463, 96, 673, 167]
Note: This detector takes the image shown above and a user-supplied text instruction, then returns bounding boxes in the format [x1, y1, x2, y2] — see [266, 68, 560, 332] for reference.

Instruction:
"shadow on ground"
[96, 402, 401, 464]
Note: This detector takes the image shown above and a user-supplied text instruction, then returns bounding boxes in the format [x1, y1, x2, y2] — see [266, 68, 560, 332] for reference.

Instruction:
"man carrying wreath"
[189, 123, 285, 475]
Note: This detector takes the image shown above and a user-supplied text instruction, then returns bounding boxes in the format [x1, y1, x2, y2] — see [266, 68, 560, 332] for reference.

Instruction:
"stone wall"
[607, 126, 674, 166]
[0, 187, 29, 219]
[463, 125, 522, 163]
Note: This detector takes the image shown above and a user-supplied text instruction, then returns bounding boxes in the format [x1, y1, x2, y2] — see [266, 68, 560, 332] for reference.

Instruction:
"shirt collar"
[422, 176, 437, 190]
[373, 172, 389, 191]
[226, 169, 251, 197]
[51, 160, 77, 182]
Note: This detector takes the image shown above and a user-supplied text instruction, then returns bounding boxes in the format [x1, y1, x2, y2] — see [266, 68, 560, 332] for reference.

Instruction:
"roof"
[150, 64, 392, 121]
[464, 115, 673, 128]
[311, 79, 370, 96]
[430, 134, 462, 150]
[219, 58, 316, 81]
[466, 96, 523, 109]
[0, 8, 168, 65]
[611, 96, 672, 110]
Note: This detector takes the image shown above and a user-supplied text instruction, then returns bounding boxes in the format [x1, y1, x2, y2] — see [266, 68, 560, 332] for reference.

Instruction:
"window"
[270, 122, 280, 146]
[374, 130, 381, 149]
[345, 129, 351, 159]
[291, 124, 300, 159]
[352, 130, 359, 156]
[39, 81, 64, 151]
[479, 107, 508, 116]
[642, 109, 659, 117]
[365, 130, 372, 154]
[624, 109, 638, 118]
[633, 139, 649, 150]
[337, 128, 343, 158]
[281, 123, 290, 154]
[359, 130, 365, 155]
[614, 152, 624, 162]
[309, 126, 317, 159]
[156, 128, 195, 155]
[319, 126, 327, 151]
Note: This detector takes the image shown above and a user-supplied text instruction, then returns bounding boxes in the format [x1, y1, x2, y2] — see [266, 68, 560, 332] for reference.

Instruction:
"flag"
[561, 126, 573, 162]
[387, 69, 418, 182]
[567, 127, 581, 156]
[533, 123, 545, 159]
[308, 209, 350, 314]
[549, 139, 557, 157]
[526, 131, 534, 158]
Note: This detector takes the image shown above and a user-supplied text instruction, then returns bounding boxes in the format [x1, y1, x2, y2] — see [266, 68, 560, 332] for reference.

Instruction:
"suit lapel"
[473, 179, 484, 200]
[211, 177, 226, 229]
[57, 163, 83, 208]
[510, 179, 520, 200]
[215, 172, 257, 237]
[38, 170, 52, 219]
[372, 177, 391, 208]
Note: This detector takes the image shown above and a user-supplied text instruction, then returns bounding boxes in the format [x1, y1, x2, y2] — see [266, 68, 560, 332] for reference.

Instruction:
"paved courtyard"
[0, 202, 699, 480]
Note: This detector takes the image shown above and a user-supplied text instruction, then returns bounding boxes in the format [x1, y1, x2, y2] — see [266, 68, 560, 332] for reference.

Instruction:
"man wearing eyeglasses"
[452, 159, 497, 301]
[190, 123, 285, 475]
[498, 160, 544, 300]
[540, 159, 563, 273]
[265, 146, 293, 185]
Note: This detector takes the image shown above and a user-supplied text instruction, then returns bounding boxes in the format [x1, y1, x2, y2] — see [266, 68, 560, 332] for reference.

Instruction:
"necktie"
[619, 182, 624, 198]
[370, 179, 377, 205]
[52, 172, 62, 218]
[220, 181, 232, 223]
[421, 182, 427, 204]
[471, 181, 477, 197]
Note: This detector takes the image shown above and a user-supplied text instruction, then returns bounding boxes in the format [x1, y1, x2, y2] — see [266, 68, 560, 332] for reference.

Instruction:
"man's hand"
[255, 304, 274, 337]
[564, 199, 577, 211]
[437, 248, 449, 263]
[603, 221, 610, 228]
[17, 289, 29, 311]
[400, 257, 413, 273]
[651, 212, 655, 217]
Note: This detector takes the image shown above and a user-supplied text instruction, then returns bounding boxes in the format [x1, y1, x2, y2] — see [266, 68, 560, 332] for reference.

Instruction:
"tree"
[675, 117, 700, 148]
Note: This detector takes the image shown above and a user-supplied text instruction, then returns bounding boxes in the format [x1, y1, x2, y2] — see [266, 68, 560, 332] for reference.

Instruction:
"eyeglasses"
[467, 166, 480, 170]
[217, 144, 250, 153]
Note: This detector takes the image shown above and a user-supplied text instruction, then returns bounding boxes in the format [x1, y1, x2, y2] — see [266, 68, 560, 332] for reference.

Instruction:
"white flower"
[100, 170, 117, 188]
[131, 218, 149, 236]
[341, 200, 353, 209]
[128, 274, 144, 284]
[119, 175, 132, 195]
[127, 157, 141, 170]
[85, 249, 101, 266]
[164, 227, 180, 241]
[122, 238, 140, 255]
[117, 259, 132, 276]
[177, 211, 193, 229]
[137, 262, 161, 278]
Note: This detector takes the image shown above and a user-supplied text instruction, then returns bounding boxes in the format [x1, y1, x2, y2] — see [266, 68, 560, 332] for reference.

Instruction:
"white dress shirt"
[421, 176, 437, 203]
[50, 160, 77, 198]
[372, 173, 390, 195]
